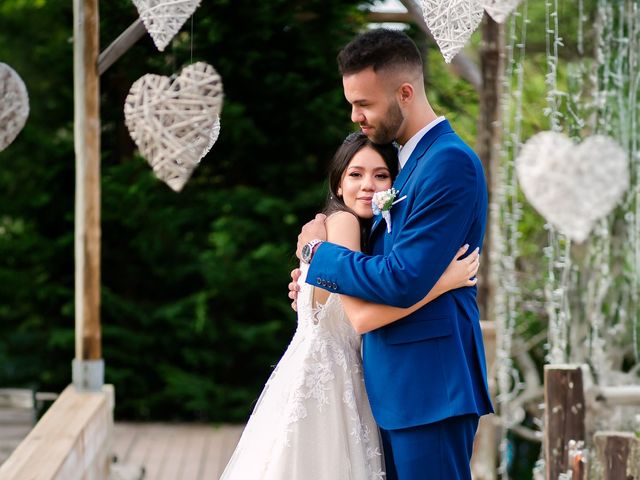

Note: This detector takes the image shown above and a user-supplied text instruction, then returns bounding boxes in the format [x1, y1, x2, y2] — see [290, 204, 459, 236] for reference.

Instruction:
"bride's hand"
[288, 268, 302, 311]
[440, 245, 479, 291]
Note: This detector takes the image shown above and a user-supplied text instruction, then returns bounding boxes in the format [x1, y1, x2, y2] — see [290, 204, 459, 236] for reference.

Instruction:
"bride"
[220, 132, 479, 479]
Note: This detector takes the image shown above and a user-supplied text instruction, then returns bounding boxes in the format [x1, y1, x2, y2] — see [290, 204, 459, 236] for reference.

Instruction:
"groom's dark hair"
[337, 28, 423, 76]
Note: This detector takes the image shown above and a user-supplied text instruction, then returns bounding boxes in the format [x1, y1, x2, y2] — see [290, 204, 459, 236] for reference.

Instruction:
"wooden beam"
[98, 18, 146, 76]
[594, 385, 640, 406]
[74, 0, 102, 364]
[367, 11, 414, 24]
[544, 365, 586, 480]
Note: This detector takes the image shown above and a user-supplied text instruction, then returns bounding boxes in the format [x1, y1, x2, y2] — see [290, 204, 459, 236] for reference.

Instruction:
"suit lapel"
[370, 120, 454, 238]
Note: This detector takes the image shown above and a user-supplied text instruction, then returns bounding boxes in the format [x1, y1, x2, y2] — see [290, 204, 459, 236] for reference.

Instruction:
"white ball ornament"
[0, 63, 30, 152]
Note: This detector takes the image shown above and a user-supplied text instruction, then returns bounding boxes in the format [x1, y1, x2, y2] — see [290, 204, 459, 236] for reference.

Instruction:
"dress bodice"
[295, 263, 360, 350]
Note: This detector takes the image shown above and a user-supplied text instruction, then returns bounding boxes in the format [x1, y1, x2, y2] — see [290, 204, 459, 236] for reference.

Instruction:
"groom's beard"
[370, 101, 404, 145]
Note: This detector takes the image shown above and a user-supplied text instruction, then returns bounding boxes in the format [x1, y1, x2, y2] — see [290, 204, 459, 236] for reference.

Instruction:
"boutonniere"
[372, 188, 407, 233]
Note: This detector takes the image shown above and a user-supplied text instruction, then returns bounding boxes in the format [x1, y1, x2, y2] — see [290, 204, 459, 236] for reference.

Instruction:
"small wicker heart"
[0, 63, 29, 152]
[483, 0, 522, 23]
[516, 132, 629, 243]
[421, 0, 484, 63]
[132, 0, 201, 52]
[124, 62, 223, 192]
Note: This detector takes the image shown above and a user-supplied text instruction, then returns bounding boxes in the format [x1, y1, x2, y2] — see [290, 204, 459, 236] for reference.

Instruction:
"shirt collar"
[398, 116, 446, 169]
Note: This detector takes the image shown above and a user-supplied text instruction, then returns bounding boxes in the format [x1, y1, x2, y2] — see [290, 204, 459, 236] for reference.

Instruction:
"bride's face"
[338, 146, 393, 219]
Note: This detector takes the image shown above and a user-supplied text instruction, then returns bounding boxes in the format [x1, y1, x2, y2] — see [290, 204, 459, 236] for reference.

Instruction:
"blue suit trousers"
[380, 414, 479, 480]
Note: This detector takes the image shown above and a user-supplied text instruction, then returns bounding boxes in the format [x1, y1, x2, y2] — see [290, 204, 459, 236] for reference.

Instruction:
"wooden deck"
[111, 423, 243, 480]
[0, 420, 243, 480]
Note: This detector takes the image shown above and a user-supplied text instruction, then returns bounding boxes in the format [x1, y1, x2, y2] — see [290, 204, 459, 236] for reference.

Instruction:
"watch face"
[301, 244, 311, 262]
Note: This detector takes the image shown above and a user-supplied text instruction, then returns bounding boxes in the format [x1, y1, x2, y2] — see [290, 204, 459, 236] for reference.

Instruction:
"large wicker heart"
[132, 0, 201, 52]
[124, 62, 223, 192]
[421, 0, 484, 63]
[516, 132, 629, 243]
[483, 0, 522, 23]
[0, 63, 30, 152]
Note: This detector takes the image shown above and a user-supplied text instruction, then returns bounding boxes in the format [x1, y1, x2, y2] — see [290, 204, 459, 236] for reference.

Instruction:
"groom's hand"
[295, 213, 327, 259]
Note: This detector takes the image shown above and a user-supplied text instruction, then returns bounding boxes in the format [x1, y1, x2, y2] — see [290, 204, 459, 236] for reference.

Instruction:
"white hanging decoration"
[516, 131, 629, 243]
[124, 62, 224, 192]
[201, 115, 221, 161]
[132, 0, 201, 52]
[0, 63, 29, 152]
[421, 0, 484, 63]
[483, 0, 522, 23]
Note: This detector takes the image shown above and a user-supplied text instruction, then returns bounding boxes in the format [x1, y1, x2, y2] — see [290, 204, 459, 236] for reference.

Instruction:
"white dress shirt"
[398, 116, 446, 170]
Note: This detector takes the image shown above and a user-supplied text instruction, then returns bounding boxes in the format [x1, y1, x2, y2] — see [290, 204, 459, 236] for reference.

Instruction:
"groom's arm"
[307, 153, 480, 308]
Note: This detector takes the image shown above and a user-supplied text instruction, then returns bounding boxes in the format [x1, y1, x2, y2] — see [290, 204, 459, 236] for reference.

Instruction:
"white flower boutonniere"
[372, 188, 407, 233]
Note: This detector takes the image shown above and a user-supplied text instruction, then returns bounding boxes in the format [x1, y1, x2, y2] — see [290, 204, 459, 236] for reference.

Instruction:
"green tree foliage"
[0, 0, 373, 421]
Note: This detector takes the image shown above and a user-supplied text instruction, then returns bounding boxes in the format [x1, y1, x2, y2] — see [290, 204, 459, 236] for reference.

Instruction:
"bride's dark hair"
[323, 132, 398, 251]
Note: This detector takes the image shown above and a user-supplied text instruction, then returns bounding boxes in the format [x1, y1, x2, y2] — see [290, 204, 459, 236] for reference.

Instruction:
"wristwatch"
[301, 239, 323, 264]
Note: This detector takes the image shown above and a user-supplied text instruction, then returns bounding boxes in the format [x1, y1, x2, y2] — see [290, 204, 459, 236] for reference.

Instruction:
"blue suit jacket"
[307, 120, 494, 430]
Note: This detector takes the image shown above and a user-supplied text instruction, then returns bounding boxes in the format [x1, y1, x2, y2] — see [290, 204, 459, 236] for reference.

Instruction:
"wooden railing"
[0, 384, 114, 480]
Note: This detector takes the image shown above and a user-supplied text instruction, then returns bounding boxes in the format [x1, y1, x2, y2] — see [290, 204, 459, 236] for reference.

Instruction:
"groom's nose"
[351, 106, 364, 123]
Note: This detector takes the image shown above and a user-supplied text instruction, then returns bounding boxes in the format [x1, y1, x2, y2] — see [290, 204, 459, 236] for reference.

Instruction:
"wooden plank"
[110, 423, 243, 479]
[137, 424, 174, 479]
[593, 431, 640, 480]
[544, 365, 586, 480]
[111, 422, 139, 464]
[178, 426, 209, 479]
[0, 389, 34, 409]
[198, 425, 243, 480]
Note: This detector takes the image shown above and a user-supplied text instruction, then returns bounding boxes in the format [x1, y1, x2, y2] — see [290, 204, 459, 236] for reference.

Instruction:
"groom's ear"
[397, 83, 414, 104]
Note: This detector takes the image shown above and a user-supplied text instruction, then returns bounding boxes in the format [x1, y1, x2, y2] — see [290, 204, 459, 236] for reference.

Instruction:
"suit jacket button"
[332, 282, 337, 289]
[316, 277, 322, 285]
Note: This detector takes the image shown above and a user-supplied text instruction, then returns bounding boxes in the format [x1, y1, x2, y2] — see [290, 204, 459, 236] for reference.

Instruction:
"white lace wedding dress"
[220, 263, 385, 479]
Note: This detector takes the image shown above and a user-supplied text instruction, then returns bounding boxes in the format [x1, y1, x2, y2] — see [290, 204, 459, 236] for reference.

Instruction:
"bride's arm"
[341, 245, 478, 334]
[312, 211, 363, 307]
[322, 212, 479, 334]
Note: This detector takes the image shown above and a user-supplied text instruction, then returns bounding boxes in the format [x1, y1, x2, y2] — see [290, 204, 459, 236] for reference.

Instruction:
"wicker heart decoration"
[421, 0, 484, 63]
[124, 62, 223, 192]
[516, 132, 629, 243]
[132, 0, 201, 52]
[0, 63, 30, 152]
[483, 0, 522, 23]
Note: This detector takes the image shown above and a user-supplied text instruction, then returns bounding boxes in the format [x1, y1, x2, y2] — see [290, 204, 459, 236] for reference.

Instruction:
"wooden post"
[73, 0, 103, 390]
[471, 321, 498, 480]
[476, 13, 503, 324]
[544, 365, 586, 480]
[593, 432, 640, 480]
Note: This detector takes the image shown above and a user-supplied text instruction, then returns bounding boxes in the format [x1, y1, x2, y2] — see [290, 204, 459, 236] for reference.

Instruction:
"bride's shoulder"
[325, 211, 361, 251]
[326, 210, 359, 229]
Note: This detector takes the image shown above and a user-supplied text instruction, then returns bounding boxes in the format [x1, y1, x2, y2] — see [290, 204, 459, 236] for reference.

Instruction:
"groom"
[293, 29, 493, 479]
